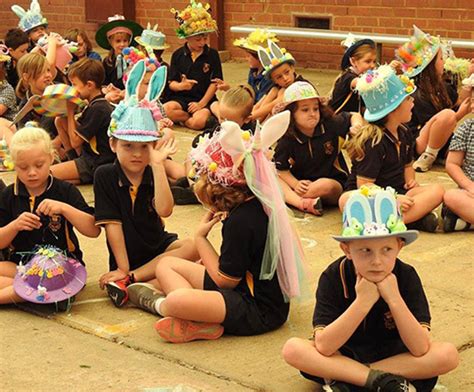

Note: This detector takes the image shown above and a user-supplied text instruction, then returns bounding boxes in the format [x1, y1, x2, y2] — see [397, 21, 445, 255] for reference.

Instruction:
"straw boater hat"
[355, 64, 416, 122]
[233, 29, 278, 53]
[11, 0, 48, 33]
[170, 1, 217, 39]
[135, 23, 170, 50]
[95, 15, 143, 50]
[333, 185, 418, 245]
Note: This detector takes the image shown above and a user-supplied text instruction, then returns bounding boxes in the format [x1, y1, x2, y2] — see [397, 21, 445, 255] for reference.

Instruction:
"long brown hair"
[16, 52, 48, 98]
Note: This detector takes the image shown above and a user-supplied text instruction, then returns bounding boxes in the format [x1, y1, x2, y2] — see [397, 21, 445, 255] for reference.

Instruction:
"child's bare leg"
[54, 116, 73, 152]
[184, 108, 210, 130]
[164, 159, 186, 183]
[0, 262, 24, 304]
[444, 189, 474, 224]
[155, 255, 205, 293]
[283, 337, 370, 386]
[338, 190, 354, 212]
[404, 184, 444, 223]
[164, 101, 190, 123]
[279, 178, 303, 209]
[50, 161, 81, 184]
[370, 341, 459, 379]
[210, 101, 220, 119]
[416, 109, 457, 154]
[132, 239, 199, 283]
[304, 178, 344, 205]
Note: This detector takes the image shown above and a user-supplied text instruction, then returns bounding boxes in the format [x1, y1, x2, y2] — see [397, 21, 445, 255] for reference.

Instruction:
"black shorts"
[301, 339, 437, 392]
[203, 272, 286, 336]
[74, 155, 95, 184]
[167, 96, 215, 114]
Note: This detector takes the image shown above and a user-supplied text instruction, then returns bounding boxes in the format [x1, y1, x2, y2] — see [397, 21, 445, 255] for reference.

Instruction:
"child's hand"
[149, 138, 178, 165]
[47, 33, 60, 47]
[36, 199, 65, 216]
[294, 180, 311, 196]
[376, 273, 402, 306]
[188, 101, 204, 113]
[211, 78, 230, 91]
[404, 179, 418, 190]
[99, 269, 128, 289]
[457, 97, 471, 118]
[159, 118, 174, 130]
[272, 102, 286, 115]
[195, 210, 225, 238]
[397, 194, 415, 212]
[389, 60, 402, 73]
[180, 75, 198, 91]
[14, 212, 42, 232]
[355, 274, 380, 309]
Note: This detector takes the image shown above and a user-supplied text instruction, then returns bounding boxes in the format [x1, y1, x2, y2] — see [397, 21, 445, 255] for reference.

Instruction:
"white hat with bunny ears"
[257, 40, 295, 78]
[11, 0, 48, 33]
[108, 59, 168, 142]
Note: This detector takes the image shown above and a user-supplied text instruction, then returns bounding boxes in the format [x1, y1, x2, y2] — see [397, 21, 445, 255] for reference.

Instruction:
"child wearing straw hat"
[283, 186, 459, 392]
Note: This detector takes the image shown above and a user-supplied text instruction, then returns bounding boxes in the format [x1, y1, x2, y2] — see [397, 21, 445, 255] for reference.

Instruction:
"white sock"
[425, 146, 440, 157]
[154, 297, 166, 316]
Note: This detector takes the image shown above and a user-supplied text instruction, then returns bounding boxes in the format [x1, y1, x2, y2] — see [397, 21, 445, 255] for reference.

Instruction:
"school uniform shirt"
[274, 112, 351, 186]
[329, 70, 361, 113]
[75, 94, 115, 169]
[346, 126, 414, 194]
[167, 44, 223, 103]
[313, 256, 431, 350]
[0, 175, 93, 264]
[103, 56, 125, 90]
[218, 197, 290, 328]
[449, 118, 474, 181]
[93, 161, 177, 271]
[248, 67, 273, 102]
[0, 80, 18, 121]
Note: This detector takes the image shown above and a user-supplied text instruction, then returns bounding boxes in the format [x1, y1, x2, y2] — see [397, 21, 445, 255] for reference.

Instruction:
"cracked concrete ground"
[0, 61, 473, 391]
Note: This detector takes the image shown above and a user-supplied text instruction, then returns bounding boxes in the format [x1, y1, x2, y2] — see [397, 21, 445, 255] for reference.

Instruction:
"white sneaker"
[413, 151, 436, 172]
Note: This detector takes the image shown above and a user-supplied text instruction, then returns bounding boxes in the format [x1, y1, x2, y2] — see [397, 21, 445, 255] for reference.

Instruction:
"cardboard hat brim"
[332, 230, 419, 246]
[96, 20, 143, 50]
[363, 85, 416, 122]
[403, 43, 440, 78]
[340, 39, 376, 70]
[108, 132, 160, 143]
[33, 93, 85, 118]
[178, 29, 216, 39]
[264, 59, 296, 78]
[134, 36, 170, 50]
[24, 22, 48, 33]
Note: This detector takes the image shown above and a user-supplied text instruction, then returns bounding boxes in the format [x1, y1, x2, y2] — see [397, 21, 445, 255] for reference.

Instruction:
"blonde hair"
[221, 84, 255, 118]
[194, 174, 252, 212]
[344, 122, 384, 162]
[10, 123, 54, 163]
[16, 52, 49, 98]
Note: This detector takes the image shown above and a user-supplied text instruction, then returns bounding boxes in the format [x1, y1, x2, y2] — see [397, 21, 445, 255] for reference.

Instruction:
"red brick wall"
[2, 0, 473, 70]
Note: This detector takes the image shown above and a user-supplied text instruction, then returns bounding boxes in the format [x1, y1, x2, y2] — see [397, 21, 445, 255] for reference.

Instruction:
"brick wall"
[2, 0, 473, 70]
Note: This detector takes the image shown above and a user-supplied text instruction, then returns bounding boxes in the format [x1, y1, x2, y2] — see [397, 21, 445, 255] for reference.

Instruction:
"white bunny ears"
[257, 40, 295, 76]
[12, 0, 48, 33]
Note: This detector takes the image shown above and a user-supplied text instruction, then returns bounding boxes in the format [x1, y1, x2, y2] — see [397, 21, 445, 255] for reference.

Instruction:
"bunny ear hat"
[12, 0, 48, 33]
[257, 40, 295, 78]
[108, 59, 168, 142]
[190, 111, 307, 301]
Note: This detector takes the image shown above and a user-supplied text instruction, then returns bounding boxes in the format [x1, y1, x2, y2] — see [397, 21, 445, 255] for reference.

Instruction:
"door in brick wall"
[85, 0, 136, 24]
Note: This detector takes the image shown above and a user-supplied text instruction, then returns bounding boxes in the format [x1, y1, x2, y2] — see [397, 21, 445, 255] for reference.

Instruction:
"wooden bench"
[230, 25, 474, 62]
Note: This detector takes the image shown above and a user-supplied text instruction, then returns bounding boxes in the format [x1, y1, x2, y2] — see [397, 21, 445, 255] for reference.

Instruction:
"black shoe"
[369, 372, 414, 392]
[407, 211, 438, 232]
[441, 203, 470, 232]
[171, 186, 200, 205]
[105, 274, 135, 308]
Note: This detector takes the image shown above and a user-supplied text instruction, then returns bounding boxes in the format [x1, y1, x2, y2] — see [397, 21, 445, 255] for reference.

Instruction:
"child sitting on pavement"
[283, 186, 459, 392]
[94, 60, 198, 308]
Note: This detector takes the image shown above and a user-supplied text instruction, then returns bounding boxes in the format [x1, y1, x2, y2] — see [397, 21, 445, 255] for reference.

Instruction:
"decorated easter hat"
[443, 44, 472, 87]
[340, 33, 376, 70]
[108, 59, 167, 142]
[135, 22, 170, 50]
[32, 84, 85, 117]
[11, 0, 48, 33]
[13, 246, 87, 304]
[395, 25, 440, 78]
[95, 15, 143, 50]
[282, 81, 319, 107]
[333, 185, 418, 245]
[0, 45, 11, 63]
[233, 29, 278, 53]
[462, 74, 474, 88]
[355, 64, 416, 122]
[36, 34, 77, 72]
[258, 40, 295, 78]
[122, 46, 161, 75]
[171, 1, 217, 39]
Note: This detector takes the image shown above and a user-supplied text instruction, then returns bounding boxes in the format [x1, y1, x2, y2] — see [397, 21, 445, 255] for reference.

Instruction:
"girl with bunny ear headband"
[127, 111, 308, 344]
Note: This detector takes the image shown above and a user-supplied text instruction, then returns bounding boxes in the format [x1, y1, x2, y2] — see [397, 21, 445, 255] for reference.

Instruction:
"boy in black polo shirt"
[163, 1, 222, 130]
[94, 60, 198, 307]
[51, 58, 115, 184]
[283, 187, 459, 392]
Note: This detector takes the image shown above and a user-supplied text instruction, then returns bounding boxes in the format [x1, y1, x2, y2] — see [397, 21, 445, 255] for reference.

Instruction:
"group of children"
[0, 1, 472, 391]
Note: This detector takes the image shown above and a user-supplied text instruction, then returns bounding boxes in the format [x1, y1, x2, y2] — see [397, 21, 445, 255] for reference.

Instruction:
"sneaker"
[154, 316, 224, 343]
[413, 152, 436, 172]
[322, 381, 354, 391]
[171, 186, 200, 205]
[127, 283, 164, 315]
[369, 372, 415, 392]
[407, 211, 439, 232]
[301, 197, 323, 216]
[105, 274, 135, 308]
[441, 204, 471, 232]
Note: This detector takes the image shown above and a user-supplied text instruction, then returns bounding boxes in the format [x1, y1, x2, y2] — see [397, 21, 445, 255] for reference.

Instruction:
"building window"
[294, 16, 331, 30]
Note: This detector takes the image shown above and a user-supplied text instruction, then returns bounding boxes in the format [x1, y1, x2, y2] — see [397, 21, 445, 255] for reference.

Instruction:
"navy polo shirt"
[329, 70, 361, 113]
[248, 67, 273, 102]
[168, 44, 223, 102]
[313, 256, 431, 348]
[346, 126, 414, 194]
[93, 161, 177, 271]
[0, 176, 93, 264]
[274, 112, 352, 185]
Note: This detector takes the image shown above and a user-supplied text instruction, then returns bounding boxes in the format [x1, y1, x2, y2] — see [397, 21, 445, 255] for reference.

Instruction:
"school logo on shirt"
[324, 141, 334, 155]
[384, 311, 396, 330]
[203, 63, 210, 73]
